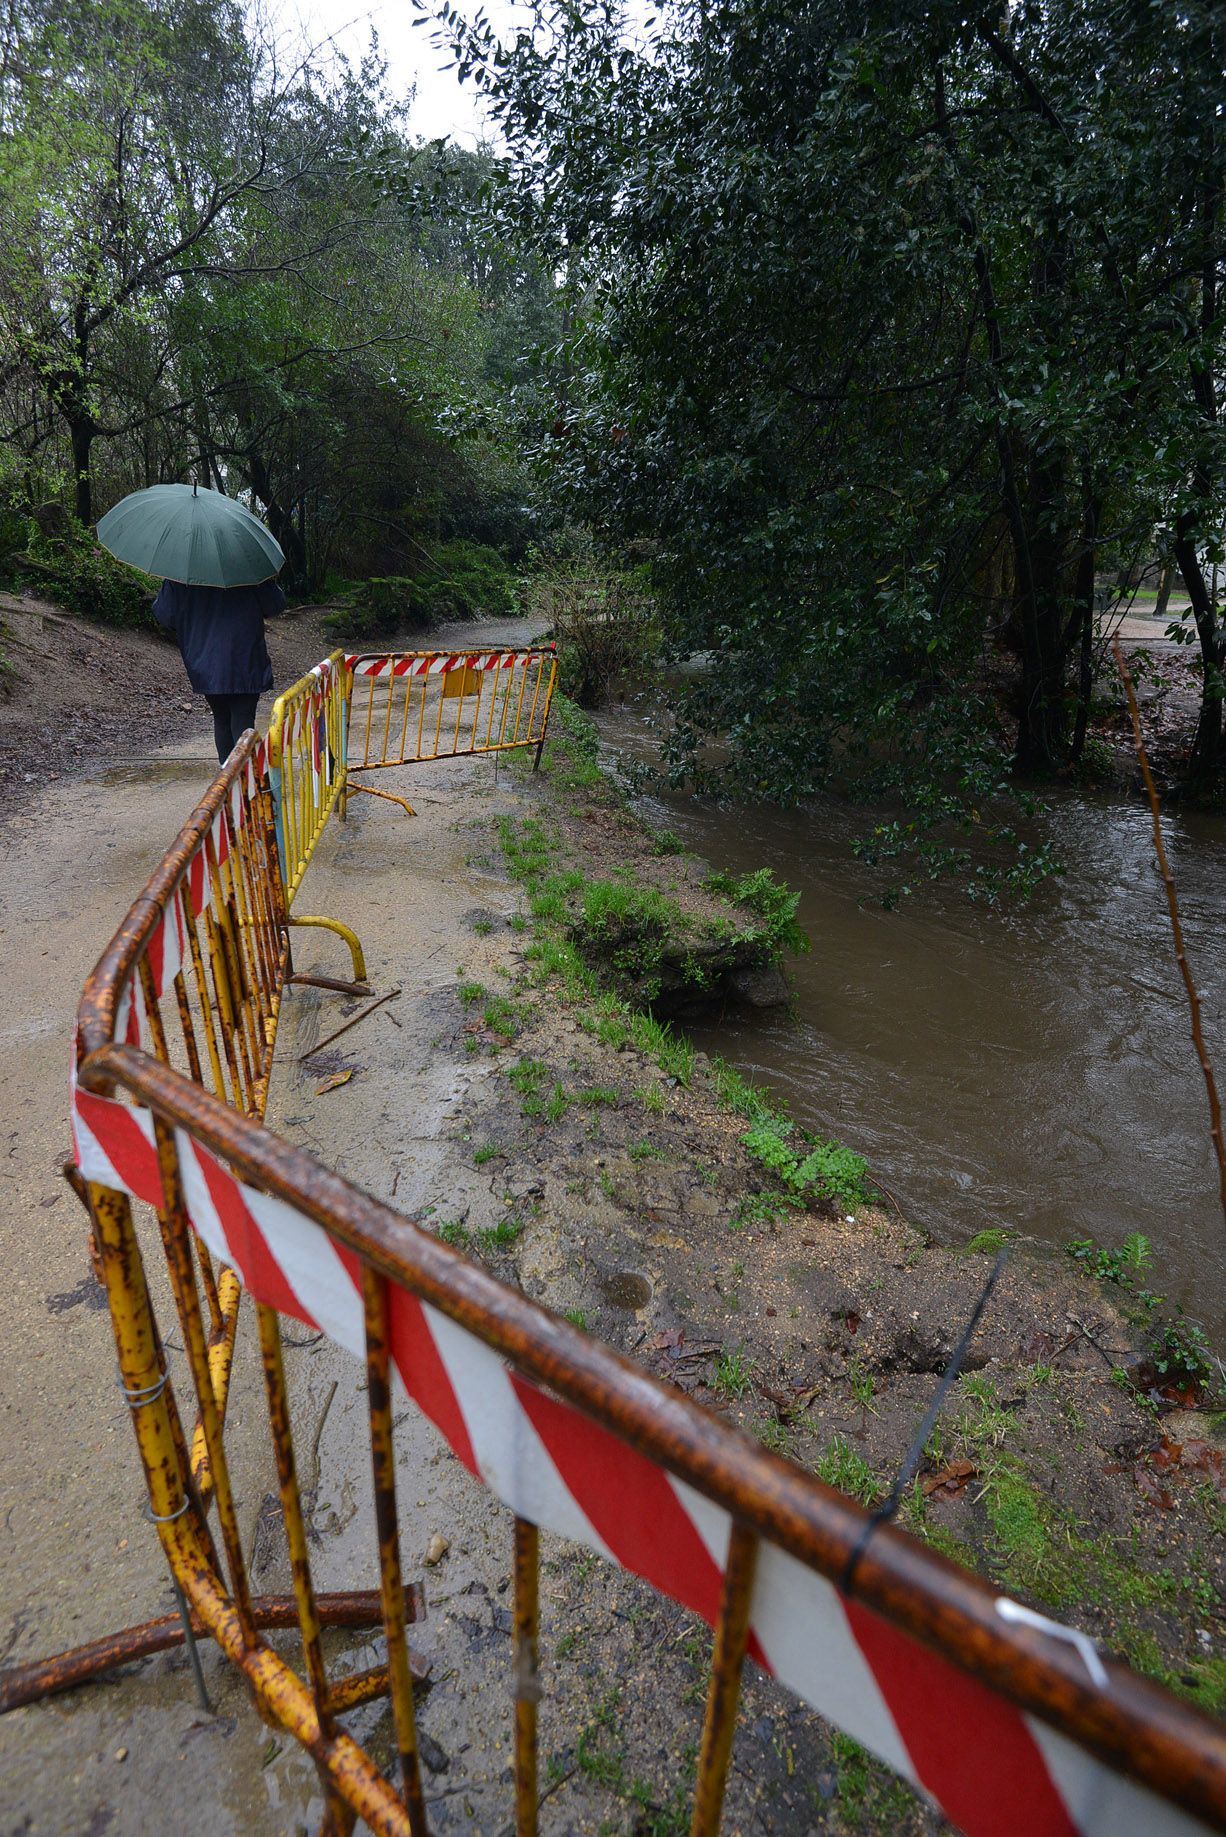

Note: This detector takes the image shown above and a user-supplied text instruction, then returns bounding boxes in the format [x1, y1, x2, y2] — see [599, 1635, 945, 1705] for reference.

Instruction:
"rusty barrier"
[346, 647, 558, 814]
[4, 686, 1226, 1836]
[267, 651, 369, 986]
[2, 734, 387, 1722]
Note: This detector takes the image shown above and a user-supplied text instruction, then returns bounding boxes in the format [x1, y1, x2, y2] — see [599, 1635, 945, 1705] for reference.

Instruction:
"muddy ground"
[1, 606, 1224, 1836]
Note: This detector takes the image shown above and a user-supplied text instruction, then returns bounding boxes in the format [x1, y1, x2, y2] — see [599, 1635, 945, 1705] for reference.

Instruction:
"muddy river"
[597, 702, 1226, 1342]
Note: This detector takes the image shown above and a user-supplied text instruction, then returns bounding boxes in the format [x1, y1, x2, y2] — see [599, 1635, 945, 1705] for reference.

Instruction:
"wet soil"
[0, 593, 337, 822]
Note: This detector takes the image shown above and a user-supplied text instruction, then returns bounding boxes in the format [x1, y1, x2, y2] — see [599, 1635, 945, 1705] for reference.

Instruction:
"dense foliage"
[430, 0, 1226, 841]
[0, 0, 559, 594]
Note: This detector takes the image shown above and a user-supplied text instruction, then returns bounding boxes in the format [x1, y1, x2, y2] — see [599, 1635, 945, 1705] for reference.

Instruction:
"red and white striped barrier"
[68, 1074, 1211, 1837]
[346, 651, 549, 680]
[113, 741, 267, 1048]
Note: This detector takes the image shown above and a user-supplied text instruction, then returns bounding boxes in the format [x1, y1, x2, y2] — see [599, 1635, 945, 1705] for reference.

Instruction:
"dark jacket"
[152, 578, 282, 696]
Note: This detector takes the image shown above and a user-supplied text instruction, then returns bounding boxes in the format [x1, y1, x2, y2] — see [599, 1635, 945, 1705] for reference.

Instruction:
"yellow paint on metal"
[268, 653, 351, 907]
[345, 650, 558, 785]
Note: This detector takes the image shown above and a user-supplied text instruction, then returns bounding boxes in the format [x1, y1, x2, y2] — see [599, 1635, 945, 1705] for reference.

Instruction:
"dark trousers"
[205, 693, 259, 765]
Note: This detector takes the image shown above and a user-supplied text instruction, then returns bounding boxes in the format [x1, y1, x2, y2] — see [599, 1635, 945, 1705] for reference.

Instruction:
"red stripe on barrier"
[194, 1149, 318, 1330]
[846, 1599, 1078, 1837]
[75, 1089, 160, 1202]
[387, 1289, 481, 1479]
[511, 1376, 726, 1626]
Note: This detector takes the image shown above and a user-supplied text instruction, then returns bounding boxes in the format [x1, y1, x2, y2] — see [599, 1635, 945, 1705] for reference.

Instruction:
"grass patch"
[476, 1216, 523, 1253]
[435, 1220, 471, 1250]
[743, 1114, 873, 1212]
[827, 1731, 917, 1828]
[712, 1348, 751, 1398]
[473, 1144, 500, 1166]
[964, 1227, 1013, 1255]
[815, 1435, 879, 1504]
[481, 995, 521, 1040]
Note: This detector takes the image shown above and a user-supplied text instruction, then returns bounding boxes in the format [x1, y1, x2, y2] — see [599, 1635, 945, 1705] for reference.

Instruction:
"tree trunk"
[1070, 491, 1101, 764]
[68, 411, 93, 525]
[245, 446, 307, 590]
[1175, 520, 1222, 786]
[1012, 448, 1073, 774]
[1154, 559, 1176, 622]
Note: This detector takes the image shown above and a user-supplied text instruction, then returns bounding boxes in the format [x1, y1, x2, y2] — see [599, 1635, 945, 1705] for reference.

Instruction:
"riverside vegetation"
[403, 693, 1226, 1828]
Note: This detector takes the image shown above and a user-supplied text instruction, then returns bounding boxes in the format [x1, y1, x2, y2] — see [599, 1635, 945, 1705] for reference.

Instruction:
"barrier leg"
[170, 1574, 213, 1714]
[690, 1523, 758, 1837]
[287, 915, 368, 986]
[346, 781, 417, 819]
[514, 1517, 540, 1837]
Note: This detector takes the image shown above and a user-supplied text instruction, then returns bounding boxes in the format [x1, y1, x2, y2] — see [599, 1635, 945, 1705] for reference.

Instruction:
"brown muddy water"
[596, 702, 1226, 1343]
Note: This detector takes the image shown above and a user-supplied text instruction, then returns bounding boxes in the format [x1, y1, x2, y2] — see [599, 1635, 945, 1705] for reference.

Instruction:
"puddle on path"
[597, 1268, 654, 1311]
[93, 758, 215, 786]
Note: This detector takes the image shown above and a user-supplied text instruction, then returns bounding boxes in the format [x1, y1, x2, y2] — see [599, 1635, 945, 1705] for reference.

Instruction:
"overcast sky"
[275, 0, 532, 146]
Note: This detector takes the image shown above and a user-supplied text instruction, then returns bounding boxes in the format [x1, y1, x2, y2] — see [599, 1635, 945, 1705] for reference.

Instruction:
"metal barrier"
[5, 663, 1226, 1835]
[346, 648, 558, 813]
[60, 1008, 1226, 1837]
[7, 734, 394, 1720]
[268, 652, 369, 988]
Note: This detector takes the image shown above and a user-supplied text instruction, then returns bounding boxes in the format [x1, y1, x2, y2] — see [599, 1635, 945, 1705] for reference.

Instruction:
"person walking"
[95, 482, 288, 767]
[153, 576, 284, 763]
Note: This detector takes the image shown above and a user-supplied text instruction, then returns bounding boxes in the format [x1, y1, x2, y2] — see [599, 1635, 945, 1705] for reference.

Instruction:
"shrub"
[324, 576, 432, 642]
[416, 539, 516, 621]
[526, 562, 657, 707]
[11, 520, 156, 627]
[705, 866, 809, 959]
[324, 542, 515, 642]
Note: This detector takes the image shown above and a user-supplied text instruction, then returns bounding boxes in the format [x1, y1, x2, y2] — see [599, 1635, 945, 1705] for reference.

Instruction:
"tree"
[429, 0, 1226, 831]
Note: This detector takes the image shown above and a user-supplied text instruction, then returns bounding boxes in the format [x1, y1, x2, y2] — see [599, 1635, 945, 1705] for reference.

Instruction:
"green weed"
[743, 1115, 873, 1211]
[713, 1348, 752, 1398]
[815, 1435, 879, 1504]
[965, 1227, 1013, 1255]
[705, 865, 810, 959]
[476, 1216, 523, 1253]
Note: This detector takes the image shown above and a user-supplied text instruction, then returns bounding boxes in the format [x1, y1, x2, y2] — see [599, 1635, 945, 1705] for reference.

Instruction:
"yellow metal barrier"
[268, 651, 368, 986]
[346, 647, 557, 802]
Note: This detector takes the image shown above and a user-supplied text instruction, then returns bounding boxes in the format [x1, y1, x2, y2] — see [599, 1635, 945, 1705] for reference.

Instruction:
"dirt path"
[0, 614, 580, 1835]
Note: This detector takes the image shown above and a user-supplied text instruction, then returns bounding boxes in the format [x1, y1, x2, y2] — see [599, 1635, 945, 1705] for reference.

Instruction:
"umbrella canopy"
[96, 483, 284, 587]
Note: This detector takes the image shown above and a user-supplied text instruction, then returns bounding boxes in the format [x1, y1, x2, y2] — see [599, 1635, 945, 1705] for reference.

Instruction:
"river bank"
[447, 695, 1226, 1753]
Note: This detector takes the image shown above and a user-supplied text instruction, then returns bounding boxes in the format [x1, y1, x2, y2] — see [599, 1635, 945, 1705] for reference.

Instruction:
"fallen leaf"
[921, 1458, 976, 1501]
[1135, 1469, 1176, 1509]
[649, 1328, 685, 1353]
[315, 1069, 354, 1095]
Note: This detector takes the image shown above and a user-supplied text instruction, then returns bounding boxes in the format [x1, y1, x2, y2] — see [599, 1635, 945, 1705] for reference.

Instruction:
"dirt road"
[0, 616, 567, 1834]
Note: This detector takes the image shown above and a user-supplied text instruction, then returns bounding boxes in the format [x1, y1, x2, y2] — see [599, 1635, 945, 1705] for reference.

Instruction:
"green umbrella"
[96, 483, 284, 587]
